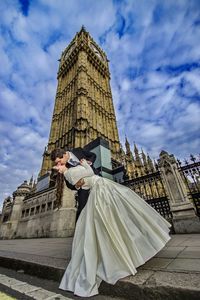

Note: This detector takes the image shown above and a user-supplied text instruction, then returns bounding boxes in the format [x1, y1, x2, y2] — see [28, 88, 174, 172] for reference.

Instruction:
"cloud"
[0, 0, 200, 209]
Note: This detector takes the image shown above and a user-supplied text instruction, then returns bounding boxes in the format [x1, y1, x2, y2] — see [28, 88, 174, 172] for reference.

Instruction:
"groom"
[50, 147, 96, 221]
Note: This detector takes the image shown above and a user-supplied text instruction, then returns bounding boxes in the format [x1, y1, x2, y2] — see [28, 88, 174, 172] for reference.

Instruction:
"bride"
[55, 159, 171, 297]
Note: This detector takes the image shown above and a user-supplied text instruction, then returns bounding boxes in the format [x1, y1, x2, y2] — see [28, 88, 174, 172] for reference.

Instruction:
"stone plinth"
[158, 151, 200, 233]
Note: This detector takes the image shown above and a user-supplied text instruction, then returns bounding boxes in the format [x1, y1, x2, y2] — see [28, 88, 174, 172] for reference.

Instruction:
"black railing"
[192, 193, 200, 217]
[177, 156, 200, 216]
[146, 197, 172, 219]
[123, 171, 172, 219]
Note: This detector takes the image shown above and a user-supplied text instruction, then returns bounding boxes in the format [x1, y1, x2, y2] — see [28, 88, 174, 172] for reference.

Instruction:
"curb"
[0, 256, 64, 282]
[100, 276, 200, 300]
[0, 256, 200, 300]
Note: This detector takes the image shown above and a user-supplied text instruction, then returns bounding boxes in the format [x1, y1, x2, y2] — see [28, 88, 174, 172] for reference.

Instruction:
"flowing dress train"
[59, 173, 171, 297]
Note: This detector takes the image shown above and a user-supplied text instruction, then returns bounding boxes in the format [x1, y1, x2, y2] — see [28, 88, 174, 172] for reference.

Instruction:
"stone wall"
[0, 185, 77, 239]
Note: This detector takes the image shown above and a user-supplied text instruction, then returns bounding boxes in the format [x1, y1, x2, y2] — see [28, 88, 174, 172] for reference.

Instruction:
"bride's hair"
[55, 173, 64, 209]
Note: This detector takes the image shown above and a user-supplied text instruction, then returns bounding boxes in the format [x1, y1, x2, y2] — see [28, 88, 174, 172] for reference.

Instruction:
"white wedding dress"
[59, 161, 171, 297]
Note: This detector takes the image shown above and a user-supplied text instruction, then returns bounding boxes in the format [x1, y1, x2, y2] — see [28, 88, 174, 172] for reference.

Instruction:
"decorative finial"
[134, 142, 139, 153]
[29, 175, 33, 186]
[81, 25, 86, 32]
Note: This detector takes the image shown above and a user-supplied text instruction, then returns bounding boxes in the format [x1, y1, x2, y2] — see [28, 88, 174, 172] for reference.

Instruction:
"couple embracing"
[51, 147, 97, 222]
[51, 146, 171, 298]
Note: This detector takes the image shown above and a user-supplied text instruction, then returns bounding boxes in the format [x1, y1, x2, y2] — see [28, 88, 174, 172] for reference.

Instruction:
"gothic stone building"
[1, 27, 200, 239]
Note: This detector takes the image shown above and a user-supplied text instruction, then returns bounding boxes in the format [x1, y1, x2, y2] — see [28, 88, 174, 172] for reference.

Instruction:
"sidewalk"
[0, 234, 200, 299]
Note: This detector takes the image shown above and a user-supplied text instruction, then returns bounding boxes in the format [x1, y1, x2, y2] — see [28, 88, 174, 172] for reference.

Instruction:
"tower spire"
[29, 175, 33, 187]
[147, 153, 155, 172]
[134, 142, 139, 156]
[134, 142, 142, 166]
[141, 148, 147, 166]
[125, 136, 131, 155]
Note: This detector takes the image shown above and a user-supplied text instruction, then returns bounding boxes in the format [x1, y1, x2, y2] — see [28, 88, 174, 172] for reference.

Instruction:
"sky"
[0, 0, 200, 208]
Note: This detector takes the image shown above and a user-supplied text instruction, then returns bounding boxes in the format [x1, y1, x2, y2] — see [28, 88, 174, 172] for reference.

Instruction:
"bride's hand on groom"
[75, 178, 85, 189]
[80, 159, 86, 165]
[80, 159, 92, 165]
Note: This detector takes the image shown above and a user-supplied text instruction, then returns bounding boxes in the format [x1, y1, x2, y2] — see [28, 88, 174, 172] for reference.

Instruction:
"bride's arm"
[80, 159, 94, 176]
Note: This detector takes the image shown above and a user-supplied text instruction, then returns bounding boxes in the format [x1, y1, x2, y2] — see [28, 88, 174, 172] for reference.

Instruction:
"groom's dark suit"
[64, 147, 97, 221]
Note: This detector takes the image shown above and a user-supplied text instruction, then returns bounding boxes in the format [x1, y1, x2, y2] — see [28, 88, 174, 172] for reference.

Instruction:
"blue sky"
[0, 0, 200, 208]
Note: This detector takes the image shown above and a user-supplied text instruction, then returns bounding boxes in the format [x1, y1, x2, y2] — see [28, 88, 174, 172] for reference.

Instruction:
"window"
[36, 206, 40, 214]
[41, 204, 46, 213]
[30, 207, 35, 216]
[47, 202, 52, 211]
[25, 209, 30, 217]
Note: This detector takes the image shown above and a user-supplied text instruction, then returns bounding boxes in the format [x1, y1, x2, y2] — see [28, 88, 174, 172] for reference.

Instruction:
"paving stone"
[45, 294, 72, 300]
[166, 258, 200, 272]
[155, 246, 183, 258]
[140, 258, 172, 270]
[179, 238, 200, 247]
[11, 282, 40, 293]
[0, 250, 67, 269]
[26, 288, 56, 299]
[177, 246, 200, 258]
[121, 270, 155, 285]
[166, 235, 190, 246]
[146, 270, 200, 289]
[0, 275, 25, 287]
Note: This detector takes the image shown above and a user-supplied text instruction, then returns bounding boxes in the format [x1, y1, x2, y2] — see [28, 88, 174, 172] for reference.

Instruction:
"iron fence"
[177, 155, 200, 216]
[123, 171, 172, 219]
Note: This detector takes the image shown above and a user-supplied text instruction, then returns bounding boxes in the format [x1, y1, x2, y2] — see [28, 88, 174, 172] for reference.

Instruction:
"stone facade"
[0, 181, 76, 239]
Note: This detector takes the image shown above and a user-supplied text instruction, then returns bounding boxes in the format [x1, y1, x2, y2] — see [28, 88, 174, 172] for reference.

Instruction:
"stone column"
[8, 181, 31, 238]
[158, 151, 200, 233]
[51, 184, 77, 237]
[0, 197, 13, 239]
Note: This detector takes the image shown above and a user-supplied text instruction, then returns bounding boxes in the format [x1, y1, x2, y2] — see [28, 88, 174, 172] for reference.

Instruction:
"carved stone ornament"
[158, 150, 176, 169]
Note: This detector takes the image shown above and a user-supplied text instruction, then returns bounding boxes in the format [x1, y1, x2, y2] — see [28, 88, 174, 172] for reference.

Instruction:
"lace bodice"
[64, 160, 100, 189]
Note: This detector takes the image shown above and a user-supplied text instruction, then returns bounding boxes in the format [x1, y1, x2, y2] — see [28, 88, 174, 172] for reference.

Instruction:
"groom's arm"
[73, 147, 96, 164]
[64, 178, 77, 190]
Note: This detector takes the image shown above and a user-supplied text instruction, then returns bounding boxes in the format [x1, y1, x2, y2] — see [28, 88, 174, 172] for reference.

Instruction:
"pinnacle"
[80, 25, 87, 32]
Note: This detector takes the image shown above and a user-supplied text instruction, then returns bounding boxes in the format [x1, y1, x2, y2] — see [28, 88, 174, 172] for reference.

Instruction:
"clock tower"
[40, 26, 121, 176]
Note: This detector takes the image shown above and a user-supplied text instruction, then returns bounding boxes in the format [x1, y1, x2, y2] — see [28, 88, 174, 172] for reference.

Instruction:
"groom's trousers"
[76, 189, 90, 222]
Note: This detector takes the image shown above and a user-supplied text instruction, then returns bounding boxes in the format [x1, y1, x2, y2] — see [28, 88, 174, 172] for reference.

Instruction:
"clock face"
[64, 43, 75, 59]
[90, 43, 104, 61]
